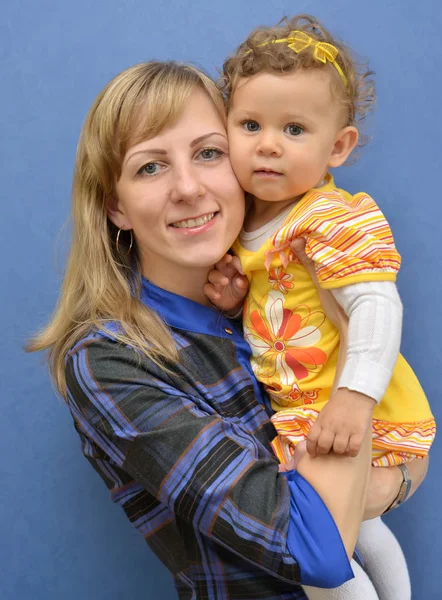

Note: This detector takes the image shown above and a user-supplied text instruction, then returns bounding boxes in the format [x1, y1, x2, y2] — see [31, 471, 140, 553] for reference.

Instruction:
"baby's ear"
[328, 126, 359, 168]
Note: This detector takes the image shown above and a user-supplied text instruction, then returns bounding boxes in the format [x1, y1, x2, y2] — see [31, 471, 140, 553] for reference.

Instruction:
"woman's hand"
[278, 440, 307, 472]
[364, 457, 429, 520]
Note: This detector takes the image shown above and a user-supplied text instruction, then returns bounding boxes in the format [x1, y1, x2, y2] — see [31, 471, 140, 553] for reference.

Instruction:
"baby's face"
[227, 69, 345, 203]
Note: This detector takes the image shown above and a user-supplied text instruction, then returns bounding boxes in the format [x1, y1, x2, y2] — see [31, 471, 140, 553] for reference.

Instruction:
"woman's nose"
[170, 165, 205, 204]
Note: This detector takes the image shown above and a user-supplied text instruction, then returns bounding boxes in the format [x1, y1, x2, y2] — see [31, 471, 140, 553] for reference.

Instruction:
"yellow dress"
[233, 175, 436, 466]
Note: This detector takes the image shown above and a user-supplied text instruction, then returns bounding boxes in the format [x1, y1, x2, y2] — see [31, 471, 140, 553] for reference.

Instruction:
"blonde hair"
[27, 61, 226, 397]
[221, 14, 375, 138]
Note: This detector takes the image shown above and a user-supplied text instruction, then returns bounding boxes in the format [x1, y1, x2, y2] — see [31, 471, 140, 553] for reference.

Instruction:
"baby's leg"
[357, 517, 411, 600]
[303, 558, 379, 599]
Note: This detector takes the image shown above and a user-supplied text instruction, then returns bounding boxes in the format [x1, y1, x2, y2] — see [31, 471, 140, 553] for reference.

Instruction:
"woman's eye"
[243, 120, 260, 132]
[285, 124, 303, 136]
[199, 148, 224, 161]
[138, 162, 162, 176]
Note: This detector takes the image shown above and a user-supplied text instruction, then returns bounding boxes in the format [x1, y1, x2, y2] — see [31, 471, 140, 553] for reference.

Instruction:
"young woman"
[28, 61, 428, 599]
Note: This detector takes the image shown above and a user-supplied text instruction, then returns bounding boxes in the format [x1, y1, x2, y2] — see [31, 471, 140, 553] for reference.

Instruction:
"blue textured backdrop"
[1, 1, 440, 598]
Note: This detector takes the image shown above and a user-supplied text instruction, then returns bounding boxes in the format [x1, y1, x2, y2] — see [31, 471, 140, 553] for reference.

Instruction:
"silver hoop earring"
[116, 228, 133, 256]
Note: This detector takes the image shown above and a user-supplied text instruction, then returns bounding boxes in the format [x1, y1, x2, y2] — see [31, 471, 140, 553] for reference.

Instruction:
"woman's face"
[110, 89, 245, 289]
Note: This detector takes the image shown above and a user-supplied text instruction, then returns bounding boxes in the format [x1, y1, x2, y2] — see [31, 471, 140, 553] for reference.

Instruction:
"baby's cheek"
[229, 152, 249, 186]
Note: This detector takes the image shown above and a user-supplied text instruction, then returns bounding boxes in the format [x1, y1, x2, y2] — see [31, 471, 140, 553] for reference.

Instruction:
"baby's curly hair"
[221, 14, 375, 142]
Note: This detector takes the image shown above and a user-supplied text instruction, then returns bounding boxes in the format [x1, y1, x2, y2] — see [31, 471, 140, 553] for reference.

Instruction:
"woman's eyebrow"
[190, 132, 227, 147]
[124, 148, 167, 166]
[124, 132, 227, 166]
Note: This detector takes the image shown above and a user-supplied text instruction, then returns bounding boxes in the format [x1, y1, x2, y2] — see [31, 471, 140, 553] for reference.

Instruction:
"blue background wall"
[1, 1, 441, 598]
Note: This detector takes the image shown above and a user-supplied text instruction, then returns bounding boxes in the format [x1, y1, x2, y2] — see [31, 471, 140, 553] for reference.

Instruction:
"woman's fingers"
[290, 237, 348, 332]
[290, 238, 323, 305]
[278, 440, 307, 472]
[290, 238, 317, 280]
[291, 440, 307, 468]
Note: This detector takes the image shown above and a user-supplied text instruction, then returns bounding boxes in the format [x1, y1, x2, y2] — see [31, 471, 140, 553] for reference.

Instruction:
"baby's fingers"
[214, 253, 234, 276]
[203, 282, 223, 303]
[306, 424, 321, 458]
[230, 255, 245, 276]
[315, 429, 335, 456]
[333, 433, 350, 455]
[207, 268, 229, 287]
[347, 434, 363, 457]
[232, 274, 248, 293]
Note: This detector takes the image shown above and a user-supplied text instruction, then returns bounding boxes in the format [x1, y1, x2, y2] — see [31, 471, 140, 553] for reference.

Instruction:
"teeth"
[172, 212, 215, 228]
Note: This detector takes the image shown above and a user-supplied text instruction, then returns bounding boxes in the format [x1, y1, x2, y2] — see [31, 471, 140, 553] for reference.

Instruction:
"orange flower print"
[244, 291, 327, 387]
[266, 381, 320, 407]
[268, 266, 294, 294]
[288, 384, 319, 405]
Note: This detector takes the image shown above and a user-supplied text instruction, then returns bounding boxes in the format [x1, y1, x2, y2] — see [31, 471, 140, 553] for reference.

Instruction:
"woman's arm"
[66, 335, 368, 587]
[295, 429, 371, 559]
[289, 238, 371, 557]
[364, 457, 429, 520]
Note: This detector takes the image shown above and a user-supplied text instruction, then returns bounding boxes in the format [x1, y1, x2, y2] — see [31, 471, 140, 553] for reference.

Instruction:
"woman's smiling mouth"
[171, 212, 218, 231]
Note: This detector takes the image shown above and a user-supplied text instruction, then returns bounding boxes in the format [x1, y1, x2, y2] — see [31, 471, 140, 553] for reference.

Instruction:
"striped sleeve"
[272, 191, 401, 288]
[66, 336, 352, 587]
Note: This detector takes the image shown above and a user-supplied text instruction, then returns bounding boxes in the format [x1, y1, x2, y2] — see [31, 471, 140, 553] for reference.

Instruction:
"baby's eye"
[285, 124, 303, 137]
[199, 148, 224, 160]
[242, 120, 260, 132]
[138, 162, 163, 176]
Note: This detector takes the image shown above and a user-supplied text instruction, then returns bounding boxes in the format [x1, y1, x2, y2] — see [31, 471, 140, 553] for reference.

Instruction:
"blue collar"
[140, 277, 236, 337]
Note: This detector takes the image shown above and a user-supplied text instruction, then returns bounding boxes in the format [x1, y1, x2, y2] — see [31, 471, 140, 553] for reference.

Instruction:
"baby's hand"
[307, 389, 376, 458]
[204, 253, 249, 313]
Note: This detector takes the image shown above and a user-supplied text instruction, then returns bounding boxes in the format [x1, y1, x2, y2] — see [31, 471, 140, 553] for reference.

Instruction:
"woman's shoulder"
[67, 328, 110, 356]
[67, 326, 128, 359]
[65, 327, 165, 387]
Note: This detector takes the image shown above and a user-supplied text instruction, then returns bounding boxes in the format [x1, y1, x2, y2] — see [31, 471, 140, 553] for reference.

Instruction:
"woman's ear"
[107, 196, 129, 229]
[328, 126, 359, 168]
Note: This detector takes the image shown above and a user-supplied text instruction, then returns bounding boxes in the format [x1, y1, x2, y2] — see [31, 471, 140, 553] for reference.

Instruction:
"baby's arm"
[333, 281, 403, 402]
[307, 281, 403, 457]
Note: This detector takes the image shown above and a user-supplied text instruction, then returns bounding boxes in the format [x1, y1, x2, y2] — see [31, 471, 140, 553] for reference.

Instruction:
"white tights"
[302, 518, 411, 600]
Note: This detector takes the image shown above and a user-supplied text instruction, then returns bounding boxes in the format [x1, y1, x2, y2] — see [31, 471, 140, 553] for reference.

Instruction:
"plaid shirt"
[65, 278, 351, 599]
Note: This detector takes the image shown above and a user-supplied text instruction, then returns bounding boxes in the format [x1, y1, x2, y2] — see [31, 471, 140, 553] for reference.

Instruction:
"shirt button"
[224, 327, 233, 335]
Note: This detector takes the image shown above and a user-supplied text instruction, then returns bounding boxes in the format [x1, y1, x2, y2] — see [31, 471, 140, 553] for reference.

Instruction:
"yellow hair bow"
[254, 30, 348, 88]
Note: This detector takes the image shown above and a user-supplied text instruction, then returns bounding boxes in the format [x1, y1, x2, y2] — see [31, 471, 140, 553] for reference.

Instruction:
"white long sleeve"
[331, 281, 403, 403]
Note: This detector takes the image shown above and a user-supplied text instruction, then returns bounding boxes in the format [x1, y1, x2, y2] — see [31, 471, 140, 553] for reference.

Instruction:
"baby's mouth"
[254, 169, 283, 176]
